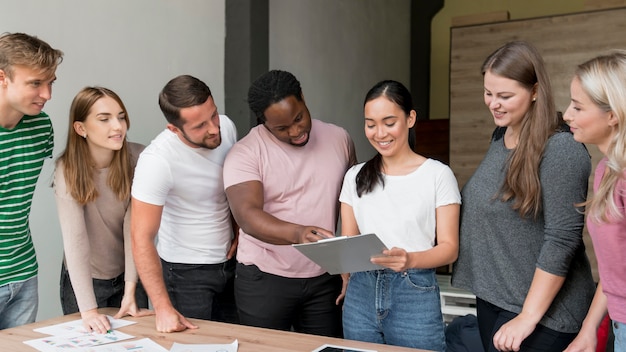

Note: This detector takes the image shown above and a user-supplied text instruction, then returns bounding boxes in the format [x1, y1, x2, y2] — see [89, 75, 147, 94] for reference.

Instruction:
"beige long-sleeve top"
[53, 142, 145, 312]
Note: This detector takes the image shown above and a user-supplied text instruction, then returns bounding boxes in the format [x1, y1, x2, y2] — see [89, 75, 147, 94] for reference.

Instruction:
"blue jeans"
[235, 262, 342, 337]
[614, 321, 626, 352]
[60, 264, 148, 314]
[161, 257, 237, 322]
[0, 276, 38, 329]
[343, 268, 446, 351]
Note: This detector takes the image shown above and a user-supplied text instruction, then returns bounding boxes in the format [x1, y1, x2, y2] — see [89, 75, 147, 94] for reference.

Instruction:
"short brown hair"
[0, 32, 64, 79]
[158, 75, 212, 127]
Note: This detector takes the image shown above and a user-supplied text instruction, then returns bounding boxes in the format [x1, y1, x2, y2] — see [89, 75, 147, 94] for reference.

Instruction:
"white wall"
[3, 0, 225, 321]
[269, 0, 411, 162]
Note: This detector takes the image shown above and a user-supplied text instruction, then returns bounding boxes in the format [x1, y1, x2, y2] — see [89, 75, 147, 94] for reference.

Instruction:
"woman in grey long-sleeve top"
[451, 41, 595, 352]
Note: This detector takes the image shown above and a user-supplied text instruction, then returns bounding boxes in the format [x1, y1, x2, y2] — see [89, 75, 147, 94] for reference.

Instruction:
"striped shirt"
[0, 112, 53, 286]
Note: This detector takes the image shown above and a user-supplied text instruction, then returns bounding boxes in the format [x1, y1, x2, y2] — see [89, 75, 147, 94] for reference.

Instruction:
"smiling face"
[0, 64, 56, 121]
[364, 96, 415, 157]
[169, 96, 222, 150]
[74, 96, 127, 156]
[563, 77, 617, 154]
[262, 95, 312, 147]
[483, 70, 535, 132]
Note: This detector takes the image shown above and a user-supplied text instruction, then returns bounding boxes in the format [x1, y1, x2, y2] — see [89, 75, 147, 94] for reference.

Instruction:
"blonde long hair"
[57, 87, 133, 204]
[575, 50, 626, 222]
[482, 41, 561, 219]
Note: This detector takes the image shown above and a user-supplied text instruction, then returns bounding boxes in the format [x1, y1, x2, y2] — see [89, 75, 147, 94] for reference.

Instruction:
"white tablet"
[293, 233, 388, 275]
[311, 344, 377, 352]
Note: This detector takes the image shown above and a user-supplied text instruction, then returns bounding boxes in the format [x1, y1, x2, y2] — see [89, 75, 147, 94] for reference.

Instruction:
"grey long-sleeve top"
[452, 127, 595, 333]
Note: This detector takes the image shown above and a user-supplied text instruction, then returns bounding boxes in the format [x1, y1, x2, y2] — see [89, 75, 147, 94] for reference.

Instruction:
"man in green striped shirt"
[0, 32, 63, 329]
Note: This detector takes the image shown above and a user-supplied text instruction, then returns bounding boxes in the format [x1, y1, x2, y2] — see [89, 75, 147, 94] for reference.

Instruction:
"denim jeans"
[235, 262, 342, 337]
[161, 257, 236, 322]
[60, 264, 148, 314]
[342, 268, 445, 351]
[0, 276, 38, 329]
[476, 297, 577, 352]
[614, 320, 626, 352]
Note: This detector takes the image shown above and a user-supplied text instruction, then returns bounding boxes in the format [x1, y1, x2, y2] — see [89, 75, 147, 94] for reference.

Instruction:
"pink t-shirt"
[223, 119, 354, 278]
[587, 157, 626, 323]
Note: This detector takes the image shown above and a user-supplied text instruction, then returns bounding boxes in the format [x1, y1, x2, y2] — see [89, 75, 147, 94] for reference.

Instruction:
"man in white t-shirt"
[131, 75, 238, 333]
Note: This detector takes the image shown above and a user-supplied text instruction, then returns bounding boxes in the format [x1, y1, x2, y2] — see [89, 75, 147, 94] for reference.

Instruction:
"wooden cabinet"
[414, 118, 450, 165]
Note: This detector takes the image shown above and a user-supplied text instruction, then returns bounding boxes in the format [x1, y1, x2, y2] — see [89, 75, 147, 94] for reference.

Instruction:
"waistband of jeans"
[92, 272, 125, 284]
[62, 261, 125, 283]
[160, 257, 234, 269]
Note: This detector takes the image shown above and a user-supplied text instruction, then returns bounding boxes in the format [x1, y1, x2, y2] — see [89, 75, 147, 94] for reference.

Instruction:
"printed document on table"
[33, 316, 136, 336]
[170, 339, 238, 352]
[23, 329, 134, 351]
[75, 338, 168, 352]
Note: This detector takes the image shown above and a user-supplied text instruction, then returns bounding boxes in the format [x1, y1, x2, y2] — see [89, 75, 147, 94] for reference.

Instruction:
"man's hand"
[226, 235, 238, 259]
[155, 306, 198, 333]
[301, 226, 334, 243]
[336, 273, 349, 305]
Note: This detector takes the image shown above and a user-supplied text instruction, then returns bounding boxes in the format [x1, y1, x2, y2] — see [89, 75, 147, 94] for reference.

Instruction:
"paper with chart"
[33, 316, 137, 336]
[170, 339, 238, 352]
[23, 329, 135, 351]
[62, 338, 168, 352]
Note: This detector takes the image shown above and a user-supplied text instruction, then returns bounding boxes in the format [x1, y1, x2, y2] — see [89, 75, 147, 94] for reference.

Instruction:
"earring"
[532, 97, 536, 101]
[83, 134, 87, 139]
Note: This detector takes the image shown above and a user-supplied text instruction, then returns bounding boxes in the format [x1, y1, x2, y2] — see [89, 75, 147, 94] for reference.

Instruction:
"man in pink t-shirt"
[223, 70, 356, 337]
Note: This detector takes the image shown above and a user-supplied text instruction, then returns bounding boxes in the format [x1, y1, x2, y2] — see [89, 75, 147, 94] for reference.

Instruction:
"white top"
[132, 115, 237, 264]
[339, 159, 461, 251]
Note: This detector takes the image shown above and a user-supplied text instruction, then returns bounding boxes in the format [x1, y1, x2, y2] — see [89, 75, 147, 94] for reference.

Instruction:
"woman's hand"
[370, 247, 411, 272]
[113, 282, 154, 319]
[562, 331, 597, 352]
[81, 309, 111, 334]
[113, 294, 154, 319]
[492, 313, 537, 351]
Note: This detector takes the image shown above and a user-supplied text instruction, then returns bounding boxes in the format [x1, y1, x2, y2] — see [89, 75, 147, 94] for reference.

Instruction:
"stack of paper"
[24, 316, 238, 352]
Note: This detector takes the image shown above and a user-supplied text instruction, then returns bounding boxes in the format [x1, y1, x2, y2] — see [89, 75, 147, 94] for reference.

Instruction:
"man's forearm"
[132, 242, 172, 311]
[236, 208, 303, 245]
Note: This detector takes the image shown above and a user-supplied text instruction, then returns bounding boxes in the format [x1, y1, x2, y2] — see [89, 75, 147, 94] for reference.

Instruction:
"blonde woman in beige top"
[54, 87, 152, 333]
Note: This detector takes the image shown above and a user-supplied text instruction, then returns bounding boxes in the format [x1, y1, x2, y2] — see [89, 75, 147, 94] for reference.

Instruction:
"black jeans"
[234, 262, 342, 337]
[161, 257, 237, 323]
[60, 263, 148, 314]
[476, 297, 577, 352]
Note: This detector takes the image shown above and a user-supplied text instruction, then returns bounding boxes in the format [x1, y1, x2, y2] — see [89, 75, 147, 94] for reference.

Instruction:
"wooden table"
[0, 308, 432, 351]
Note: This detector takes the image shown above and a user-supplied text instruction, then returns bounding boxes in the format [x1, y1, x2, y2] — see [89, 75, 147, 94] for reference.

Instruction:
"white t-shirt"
[132, 115, 237, 264]
[339, 158, 461, 252]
